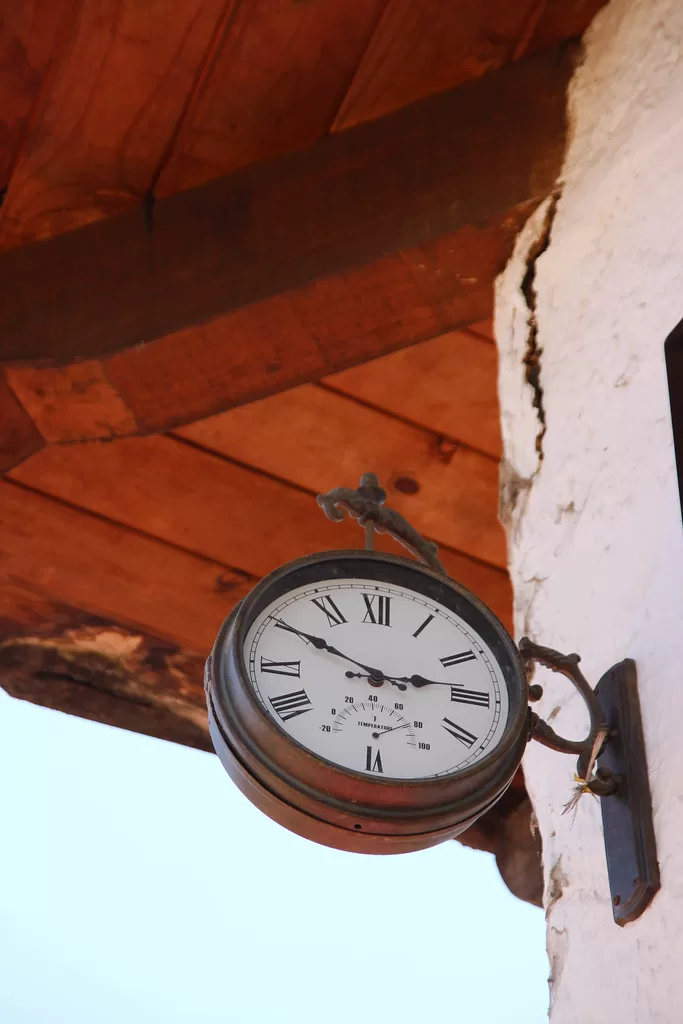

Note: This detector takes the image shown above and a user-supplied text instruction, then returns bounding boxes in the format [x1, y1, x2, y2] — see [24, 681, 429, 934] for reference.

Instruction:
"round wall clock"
[206, 474, 531, 853]
[207, 473, 659, 922]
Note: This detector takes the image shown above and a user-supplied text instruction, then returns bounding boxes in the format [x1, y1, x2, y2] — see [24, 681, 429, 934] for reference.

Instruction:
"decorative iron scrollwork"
[317, 472, 446, 575]
[518, 637, 617, 796]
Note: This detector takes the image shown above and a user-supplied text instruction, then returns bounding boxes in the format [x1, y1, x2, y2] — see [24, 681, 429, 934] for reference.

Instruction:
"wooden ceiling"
[0, 0, 605, 902]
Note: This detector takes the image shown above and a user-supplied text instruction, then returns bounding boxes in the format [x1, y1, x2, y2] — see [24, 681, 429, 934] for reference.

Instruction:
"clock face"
[242, 574, 511, 781]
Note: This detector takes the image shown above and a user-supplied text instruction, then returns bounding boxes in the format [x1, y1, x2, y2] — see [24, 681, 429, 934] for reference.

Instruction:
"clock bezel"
[207, 549, 530, 852]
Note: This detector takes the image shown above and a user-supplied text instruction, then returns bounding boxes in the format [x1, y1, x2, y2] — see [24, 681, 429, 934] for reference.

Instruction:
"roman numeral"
[440, 650, 477, 668]
[260, 657, 301, 678]
[412, 614, 434, 638]
[442, 717, 478, 748]
[311, 595, 347, 627]
[362, 593, 391, 626]
[269, 689, 313, 722]
[365, 745, 384, 773]
[450, 686, 490, 708]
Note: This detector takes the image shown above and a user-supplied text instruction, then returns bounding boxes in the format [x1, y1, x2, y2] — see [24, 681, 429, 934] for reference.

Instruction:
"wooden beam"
[0, 588, 212, 752]
[8, 437, 512, 627]
[0, 49, 572, 365]
[3, 209, 528, 458]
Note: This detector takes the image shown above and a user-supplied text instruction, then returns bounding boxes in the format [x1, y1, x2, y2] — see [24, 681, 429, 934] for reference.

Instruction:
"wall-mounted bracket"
[519, 638, 660, 926]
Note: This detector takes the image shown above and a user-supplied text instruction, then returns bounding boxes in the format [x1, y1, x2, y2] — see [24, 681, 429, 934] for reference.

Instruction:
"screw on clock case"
[205, 549, 530, 855]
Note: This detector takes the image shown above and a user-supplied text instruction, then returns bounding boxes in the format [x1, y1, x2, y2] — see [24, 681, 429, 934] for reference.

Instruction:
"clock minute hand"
[274, 619, 390, 682]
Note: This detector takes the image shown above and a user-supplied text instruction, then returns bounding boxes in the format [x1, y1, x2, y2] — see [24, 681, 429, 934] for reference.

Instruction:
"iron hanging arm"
[316, 472, 447, 575]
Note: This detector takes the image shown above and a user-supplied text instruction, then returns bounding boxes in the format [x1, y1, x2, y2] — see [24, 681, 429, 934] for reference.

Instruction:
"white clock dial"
[243, 576, 509, 780]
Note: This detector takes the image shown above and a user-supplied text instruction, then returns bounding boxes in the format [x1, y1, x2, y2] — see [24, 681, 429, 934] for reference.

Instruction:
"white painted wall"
[495, 0, 683, 1019]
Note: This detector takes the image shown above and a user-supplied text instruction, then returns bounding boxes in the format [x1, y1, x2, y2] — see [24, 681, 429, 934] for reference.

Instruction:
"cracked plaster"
[495, 0, 683, 1019]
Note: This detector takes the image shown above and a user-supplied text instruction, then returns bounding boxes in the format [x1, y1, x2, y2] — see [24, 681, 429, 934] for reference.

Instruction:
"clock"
[206, 547, 529, 854]
[206, 472, 658, 920]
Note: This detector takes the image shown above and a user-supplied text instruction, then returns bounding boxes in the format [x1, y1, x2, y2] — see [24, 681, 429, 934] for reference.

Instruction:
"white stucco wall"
[495, 1, 683, 1019]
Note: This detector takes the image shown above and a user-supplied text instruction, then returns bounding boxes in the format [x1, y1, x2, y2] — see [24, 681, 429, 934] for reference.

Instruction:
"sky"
[0, 690, 549, 1024]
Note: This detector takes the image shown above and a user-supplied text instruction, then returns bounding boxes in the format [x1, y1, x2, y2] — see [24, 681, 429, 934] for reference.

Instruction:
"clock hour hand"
[273, 619, 390, 683]
[395, 673, 453, 688]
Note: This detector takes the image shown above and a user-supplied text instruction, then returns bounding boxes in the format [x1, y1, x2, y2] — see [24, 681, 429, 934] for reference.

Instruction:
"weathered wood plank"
[5, 360, 139, 442]
[0, 1, 78, 189]
[326, 329, 503, 458]
[332, 0, 606, 130]
[0, 49, 571, 365]
[0, 371, 43, 473]
[177, 383, 507, 568]
[0, 582, 211, 751]
[333, 0, 539, 130]
[8, 438, 512, 626]
[0, 0, 230, 249]
[156, 0, 386, 196]
[0, 480, 253, 652]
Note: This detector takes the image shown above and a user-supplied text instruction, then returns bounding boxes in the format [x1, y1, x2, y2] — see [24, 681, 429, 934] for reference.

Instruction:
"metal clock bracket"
[318, 473, 660, 926]
[520, 639, 660, 926]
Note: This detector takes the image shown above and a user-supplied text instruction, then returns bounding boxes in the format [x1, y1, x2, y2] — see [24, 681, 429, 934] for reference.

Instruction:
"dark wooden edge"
[596, 659, 660, 926]
[665, 318, 683, 524]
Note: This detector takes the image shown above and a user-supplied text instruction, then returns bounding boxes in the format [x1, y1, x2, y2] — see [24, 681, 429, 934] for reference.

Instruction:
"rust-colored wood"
[0, 1, 78, 190]
[0, 480, 253, 652]
[0, 0, 231, 249]
[0, 371, 43, 473]
[156, 0, 386, 197]
[0, 204, 531, 460]
[103, 210, 526, 435]
[333, 0, 540, 130]
[332, 0, 606, 131]
[178, 382, 506, 568]
[8, 438, 511, 626]
[0, 589, 211, 751]
[6, 361, 138, 443]
[327, 329, 503, 459]
[0, 50, 571, 366]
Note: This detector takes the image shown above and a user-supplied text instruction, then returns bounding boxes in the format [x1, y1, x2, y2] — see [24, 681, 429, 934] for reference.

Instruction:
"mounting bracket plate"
[596, 659, 660, 926]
